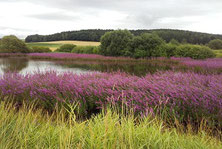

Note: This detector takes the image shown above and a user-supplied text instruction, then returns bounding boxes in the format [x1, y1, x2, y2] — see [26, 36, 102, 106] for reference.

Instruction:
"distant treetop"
[25, 29, 222, 45]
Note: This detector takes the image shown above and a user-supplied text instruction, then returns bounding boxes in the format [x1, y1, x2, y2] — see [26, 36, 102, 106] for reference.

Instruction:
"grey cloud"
[2, 0, 222, 24]
[0, 26, 37, 38]
[0, 26, 35, 32]
[0, 0, 222, 36]
[15, 0, 222, 28]
[27, 12, 81, 21]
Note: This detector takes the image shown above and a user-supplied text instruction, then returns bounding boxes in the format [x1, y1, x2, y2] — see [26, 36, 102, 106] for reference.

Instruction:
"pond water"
[0, 57, 174, 76]
[0, 57, 91, 75]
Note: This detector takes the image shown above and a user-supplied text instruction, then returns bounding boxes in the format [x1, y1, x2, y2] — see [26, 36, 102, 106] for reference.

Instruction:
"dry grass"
[44, 40, 100, 46]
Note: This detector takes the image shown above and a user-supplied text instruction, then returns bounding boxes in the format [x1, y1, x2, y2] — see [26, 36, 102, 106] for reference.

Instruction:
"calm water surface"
[0, 57, 174, 76]
[0, 57, 91, 75]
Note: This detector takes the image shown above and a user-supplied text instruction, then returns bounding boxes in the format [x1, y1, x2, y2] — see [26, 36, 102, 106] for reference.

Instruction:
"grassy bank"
[0, 102, 221, 149]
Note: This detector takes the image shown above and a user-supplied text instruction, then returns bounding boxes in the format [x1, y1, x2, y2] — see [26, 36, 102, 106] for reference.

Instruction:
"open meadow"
[26, 40, 100, 51]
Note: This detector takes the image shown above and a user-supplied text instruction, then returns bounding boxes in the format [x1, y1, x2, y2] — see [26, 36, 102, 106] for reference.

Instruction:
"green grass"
[26, 41, 100, 51]
[26, 43, 61, 51]
[0, 102, 221, 149]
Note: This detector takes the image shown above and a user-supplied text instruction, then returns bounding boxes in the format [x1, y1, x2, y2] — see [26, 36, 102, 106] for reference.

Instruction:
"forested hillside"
[25, 29, 222, 45]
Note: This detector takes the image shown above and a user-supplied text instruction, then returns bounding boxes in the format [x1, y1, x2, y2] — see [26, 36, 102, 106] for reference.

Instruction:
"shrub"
[175, 44, 216, 59]
[100, 30, 133, 56]
[165, 43, 178, 58]
[71, 46, 98, 54]
[129, 33, 165, 58]
[151, 45, 167, 57]
[92, 46, 101, 54]
[208, 39, 222, 50]
[30, 46, 52, 53]
[55, 44, 76, 52]
[0, 35, 30, 53]
[169, 39, 180, 45]
[133, 49, 148, 59]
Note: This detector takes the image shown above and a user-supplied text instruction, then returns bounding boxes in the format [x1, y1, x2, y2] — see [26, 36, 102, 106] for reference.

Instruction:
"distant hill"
[25, 29, 222, 45]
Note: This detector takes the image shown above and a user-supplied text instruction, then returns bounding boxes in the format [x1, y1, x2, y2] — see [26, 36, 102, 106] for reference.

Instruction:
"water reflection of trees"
[0, 57, 28, 73]
[56, 61, 173, 76]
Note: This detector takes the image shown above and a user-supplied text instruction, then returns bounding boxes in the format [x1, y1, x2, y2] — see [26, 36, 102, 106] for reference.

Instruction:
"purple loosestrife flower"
[0, 71, 222, 123]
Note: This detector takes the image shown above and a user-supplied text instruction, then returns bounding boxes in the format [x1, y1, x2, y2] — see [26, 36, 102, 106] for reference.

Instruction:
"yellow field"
[27, 40, 100, 51]
[43, 40, 100, 46]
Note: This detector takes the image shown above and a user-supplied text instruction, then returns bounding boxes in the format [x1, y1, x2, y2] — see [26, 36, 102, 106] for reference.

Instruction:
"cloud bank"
[0, 0, 222, 38]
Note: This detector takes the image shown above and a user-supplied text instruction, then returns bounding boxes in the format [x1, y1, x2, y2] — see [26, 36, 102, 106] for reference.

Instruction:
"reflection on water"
[56, 61, 173, 76]
[0, 57, 91, 75]
[0, 57, 28, 73]
[0, 57, 174, 76]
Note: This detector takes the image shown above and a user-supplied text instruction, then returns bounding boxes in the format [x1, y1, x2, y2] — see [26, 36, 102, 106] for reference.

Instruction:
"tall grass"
[0, 101, 221, 149]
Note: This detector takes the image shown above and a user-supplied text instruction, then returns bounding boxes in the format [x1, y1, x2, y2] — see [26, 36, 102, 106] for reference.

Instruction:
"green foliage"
[100, 31, 166, 58]
[0, 102, 221, 149]
[72, 46, 100, 54]
[133, 49, 148, 58]
[25, 29, 111, 42]
[25, 29, 222, 45]
[26, 42, 60, 49]
[208, 39, 222, 50]
[175, 44, 216, 59]
[0, 35, 30, 53]
[30, 46, 52, 53]
[127, 33, 165, 58]
[213, 50, 222, 58]
[151, 45, 167, 57]
[169, 39, 180, 45]
[165, 43, 179, 58]
[92, 46, 100, 54]
[55, 44, 76, 52]
[100, 30, 133, 56]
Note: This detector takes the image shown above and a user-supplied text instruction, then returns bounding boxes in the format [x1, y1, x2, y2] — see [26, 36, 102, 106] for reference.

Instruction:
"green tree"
[0, 35, 30, 53]
[208, 39, 222, 50]
[100, 30, 133, 56]
[175, 44, 215, 59]
[128, 33, 165, 58]
[169, 39, 180, 45]
[25, 29, 222, 45]
[165, 43, 178, 58]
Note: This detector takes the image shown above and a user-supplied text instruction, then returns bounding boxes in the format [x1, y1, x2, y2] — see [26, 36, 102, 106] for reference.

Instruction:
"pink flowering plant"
[0, 71, 222, 126]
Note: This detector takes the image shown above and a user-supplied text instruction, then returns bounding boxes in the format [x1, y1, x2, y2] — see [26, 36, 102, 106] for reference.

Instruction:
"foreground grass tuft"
[0, 102, 221, 149]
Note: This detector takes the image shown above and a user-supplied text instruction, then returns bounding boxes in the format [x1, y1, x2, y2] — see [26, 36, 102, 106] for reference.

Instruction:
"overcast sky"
[0, 0, 222, 38]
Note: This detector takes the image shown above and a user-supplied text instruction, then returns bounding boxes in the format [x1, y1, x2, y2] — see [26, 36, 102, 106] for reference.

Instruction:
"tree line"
[99, 30, 215, 59]
[25, 29, 222, 45]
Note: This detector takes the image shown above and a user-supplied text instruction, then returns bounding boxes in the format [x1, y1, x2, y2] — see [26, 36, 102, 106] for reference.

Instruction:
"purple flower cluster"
[172, 57, 222, 69]
[0, 71, 222, 123]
